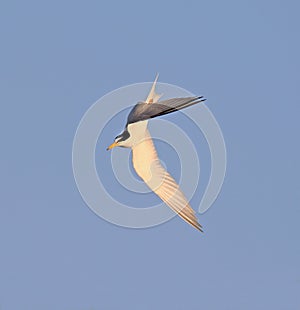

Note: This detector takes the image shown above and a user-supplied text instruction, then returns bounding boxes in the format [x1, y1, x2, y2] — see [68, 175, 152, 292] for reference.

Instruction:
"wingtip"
[196, 224, 204, 233]
[197, 96, 207, 102]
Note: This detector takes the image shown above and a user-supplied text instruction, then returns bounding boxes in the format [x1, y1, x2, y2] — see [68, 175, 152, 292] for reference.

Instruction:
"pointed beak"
[106, 141, 118, 151]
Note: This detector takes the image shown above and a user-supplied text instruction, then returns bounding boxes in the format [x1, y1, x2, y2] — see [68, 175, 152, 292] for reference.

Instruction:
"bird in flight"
[107, 75, 206, 231]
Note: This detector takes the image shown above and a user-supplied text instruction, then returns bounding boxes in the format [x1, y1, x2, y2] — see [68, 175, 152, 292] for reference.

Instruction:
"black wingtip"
[193, 96, 206, 104]
[197, 224, 204, 233]
[197, 96, 206, 102]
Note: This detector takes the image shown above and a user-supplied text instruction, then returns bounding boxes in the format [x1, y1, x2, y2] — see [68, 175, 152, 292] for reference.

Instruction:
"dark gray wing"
[127, 96, 206, 125]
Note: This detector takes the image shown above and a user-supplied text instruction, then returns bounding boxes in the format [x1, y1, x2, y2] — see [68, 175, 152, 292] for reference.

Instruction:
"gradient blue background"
[1, 0, 299, 309]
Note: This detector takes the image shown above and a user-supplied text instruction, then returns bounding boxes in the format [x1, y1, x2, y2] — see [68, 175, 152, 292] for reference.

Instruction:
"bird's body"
[107, 76, 206, 231]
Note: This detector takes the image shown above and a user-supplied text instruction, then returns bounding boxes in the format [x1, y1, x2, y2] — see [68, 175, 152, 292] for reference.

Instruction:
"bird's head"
[106, 129, 131, 150]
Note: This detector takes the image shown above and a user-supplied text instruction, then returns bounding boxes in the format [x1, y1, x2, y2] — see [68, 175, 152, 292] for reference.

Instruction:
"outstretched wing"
[131, 131, 203, 231]
[127, 96, 206, 125]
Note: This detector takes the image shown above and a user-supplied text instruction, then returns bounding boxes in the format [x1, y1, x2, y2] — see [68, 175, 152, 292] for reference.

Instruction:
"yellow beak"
[106, 141, 118, 151]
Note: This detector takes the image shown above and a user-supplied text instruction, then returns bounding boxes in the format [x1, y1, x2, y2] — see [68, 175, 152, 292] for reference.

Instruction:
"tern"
[107, 76, 206, 231]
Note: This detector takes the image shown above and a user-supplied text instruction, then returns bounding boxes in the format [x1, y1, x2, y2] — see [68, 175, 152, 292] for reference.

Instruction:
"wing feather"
[132, 132, 203, 232]
[127, 96, 206, 125]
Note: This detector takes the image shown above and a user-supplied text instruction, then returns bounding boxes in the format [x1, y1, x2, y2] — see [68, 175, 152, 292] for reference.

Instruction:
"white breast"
[124, 121, 149, 147]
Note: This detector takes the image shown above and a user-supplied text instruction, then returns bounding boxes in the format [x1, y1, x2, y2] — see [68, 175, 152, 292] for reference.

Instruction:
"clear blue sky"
[1, 0, 299, 309]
